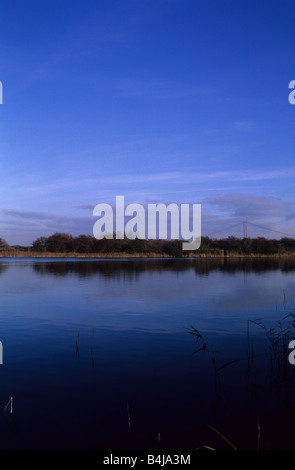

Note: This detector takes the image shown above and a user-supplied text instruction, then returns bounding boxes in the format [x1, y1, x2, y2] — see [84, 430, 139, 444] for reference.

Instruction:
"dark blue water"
[0, 257, 295, 450]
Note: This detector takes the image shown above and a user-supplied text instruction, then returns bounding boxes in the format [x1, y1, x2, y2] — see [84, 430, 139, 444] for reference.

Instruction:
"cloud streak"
[2, 169, 295, 245]
[205, 194, 294, 219]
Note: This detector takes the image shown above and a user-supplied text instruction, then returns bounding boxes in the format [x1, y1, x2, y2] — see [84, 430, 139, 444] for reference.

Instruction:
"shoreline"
[1, 251, 295, 259]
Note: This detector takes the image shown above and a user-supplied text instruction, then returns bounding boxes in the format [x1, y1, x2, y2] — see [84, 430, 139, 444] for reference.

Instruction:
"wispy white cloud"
[2, 167, 295, 245]
[205, 193, 294, 219]
[2, 166, 295, 210]
[1, 208, 94, 244]
[21, 167, 295, 191]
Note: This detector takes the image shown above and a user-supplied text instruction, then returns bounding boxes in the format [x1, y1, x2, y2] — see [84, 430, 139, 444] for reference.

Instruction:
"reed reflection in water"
[0, 257, 294, 449]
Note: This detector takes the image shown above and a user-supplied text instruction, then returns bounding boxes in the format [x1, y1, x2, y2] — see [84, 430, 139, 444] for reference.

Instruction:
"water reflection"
[0, 257, 294, 450]
[28, 257, 295, 279]
[0, 264, 9, 276]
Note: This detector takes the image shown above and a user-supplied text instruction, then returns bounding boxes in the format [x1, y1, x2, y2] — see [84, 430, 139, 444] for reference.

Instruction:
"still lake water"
[0, 257, 295, 450]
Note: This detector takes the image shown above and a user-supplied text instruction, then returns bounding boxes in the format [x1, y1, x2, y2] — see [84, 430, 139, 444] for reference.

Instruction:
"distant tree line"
[199, 235, 295, 255]
[31, 233, 184, 257]
[1, 233, 295, 257]
[30, 233, 295, 256]
[0, 238, 10, 251]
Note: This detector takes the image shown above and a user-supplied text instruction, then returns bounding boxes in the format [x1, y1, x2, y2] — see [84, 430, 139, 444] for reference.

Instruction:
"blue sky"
[1, 0, 295, 245]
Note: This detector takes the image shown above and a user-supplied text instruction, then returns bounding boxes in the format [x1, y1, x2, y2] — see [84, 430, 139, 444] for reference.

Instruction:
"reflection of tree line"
[0, 264, 9, 276]
[30, 257, 295, 279]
